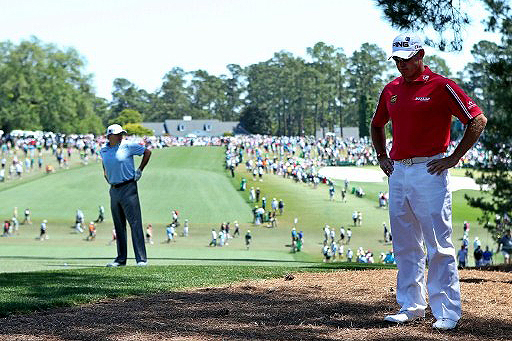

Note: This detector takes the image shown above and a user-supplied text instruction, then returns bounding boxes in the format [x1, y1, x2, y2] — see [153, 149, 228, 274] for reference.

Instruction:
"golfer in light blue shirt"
[100, 124, 152, 267]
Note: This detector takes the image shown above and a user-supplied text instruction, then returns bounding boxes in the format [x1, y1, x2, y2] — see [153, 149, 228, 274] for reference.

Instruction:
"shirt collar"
[412, 66, 433, 83]
[399, 66, 433, 84]
[106, 141, 122, 148]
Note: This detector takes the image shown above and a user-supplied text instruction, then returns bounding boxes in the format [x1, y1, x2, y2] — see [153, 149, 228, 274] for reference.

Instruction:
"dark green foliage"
[109, 78, 154, 122]
[424, 55, 452, 76]
[0, 36, 456, 138]
[109, 109, 143, 126]
[0, 37, 104, 134]
[375, 0, 470, 51]
[123, 123, 153, 136]
[463, 1, 512, 240]
[239, 105, 272, 135]
[0, 37, 419, 137]
[348, 43, 389, 137]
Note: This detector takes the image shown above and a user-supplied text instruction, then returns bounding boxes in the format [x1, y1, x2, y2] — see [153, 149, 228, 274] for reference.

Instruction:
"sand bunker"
[318, 166, 481, 191]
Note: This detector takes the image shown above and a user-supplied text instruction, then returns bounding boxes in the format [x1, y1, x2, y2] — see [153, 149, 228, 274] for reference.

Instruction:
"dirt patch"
[0, 269, 511, 340]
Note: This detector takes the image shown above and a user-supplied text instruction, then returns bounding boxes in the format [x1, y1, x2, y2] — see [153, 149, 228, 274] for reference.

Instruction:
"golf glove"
[134, 169, 142, 181]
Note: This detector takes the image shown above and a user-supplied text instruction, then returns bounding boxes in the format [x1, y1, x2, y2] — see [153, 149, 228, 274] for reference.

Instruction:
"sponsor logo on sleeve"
[467, 100, 477, 109]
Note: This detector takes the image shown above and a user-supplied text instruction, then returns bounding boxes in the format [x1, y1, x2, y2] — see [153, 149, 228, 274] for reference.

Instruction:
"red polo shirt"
[372, 66, 482, 160]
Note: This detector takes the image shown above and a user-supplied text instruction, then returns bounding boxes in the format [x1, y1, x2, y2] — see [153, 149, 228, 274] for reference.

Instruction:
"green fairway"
[0, 146, 500, 273]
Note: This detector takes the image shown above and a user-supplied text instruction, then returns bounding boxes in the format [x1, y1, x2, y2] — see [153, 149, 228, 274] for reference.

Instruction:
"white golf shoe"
[106, 261, 125, 267]
[384, 312, 422, 324]
[433, 318, 457, 330]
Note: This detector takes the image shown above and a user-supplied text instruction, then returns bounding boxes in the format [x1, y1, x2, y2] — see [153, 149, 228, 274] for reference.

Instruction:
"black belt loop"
[111, 178, 135, 189]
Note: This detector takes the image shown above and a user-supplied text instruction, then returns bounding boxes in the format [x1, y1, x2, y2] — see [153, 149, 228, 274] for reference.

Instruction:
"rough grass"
[0, 266, 510, 340]
[0, 263, 394, 317]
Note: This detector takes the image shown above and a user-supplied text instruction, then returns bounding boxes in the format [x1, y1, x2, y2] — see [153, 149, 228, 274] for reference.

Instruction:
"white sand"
[318, 166, 482, 191]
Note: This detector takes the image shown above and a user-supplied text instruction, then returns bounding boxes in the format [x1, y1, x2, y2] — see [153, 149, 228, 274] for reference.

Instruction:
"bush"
[124, 123, 153, 136]
[109, 109, 143, 126]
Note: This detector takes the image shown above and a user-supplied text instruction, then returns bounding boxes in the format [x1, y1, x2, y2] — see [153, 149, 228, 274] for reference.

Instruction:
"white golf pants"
[389, 160, 461, 321]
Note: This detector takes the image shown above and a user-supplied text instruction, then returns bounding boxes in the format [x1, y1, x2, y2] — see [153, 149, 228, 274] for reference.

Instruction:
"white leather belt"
[396, 154, 443, 166]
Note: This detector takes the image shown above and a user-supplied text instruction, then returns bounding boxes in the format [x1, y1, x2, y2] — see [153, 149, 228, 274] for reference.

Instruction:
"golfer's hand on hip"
[427, 155, 458, 175]
[134, 169, 142, 181]
[378, 156, 394, 177]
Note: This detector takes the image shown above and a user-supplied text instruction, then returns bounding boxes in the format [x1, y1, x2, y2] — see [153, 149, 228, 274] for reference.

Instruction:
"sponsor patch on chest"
[390, 95, 397, 104]
[415, 96, 431, 101]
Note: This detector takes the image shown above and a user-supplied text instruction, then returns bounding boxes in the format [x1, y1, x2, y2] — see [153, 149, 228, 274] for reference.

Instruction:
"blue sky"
[0, 0, 500, 99]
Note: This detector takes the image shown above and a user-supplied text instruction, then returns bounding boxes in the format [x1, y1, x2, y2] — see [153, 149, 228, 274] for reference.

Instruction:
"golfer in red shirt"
[371, 33, 487, 330]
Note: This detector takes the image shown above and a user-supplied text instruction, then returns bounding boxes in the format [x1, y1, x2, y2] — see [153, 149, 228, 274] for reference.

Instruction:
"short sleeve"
[444, 80, 482, 125]
[371, 89, 390, 127]
[127, 142, 145, 156]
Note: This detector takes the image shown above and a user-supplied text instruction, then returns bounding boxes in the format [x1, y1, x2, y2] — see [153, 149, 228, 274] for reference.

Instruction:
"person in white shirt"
[183, 219, 189, 237]
[39, 220, 48, 240]
[352, 211, 358, 226]
[346, 248, 353, 262]
[339, 227, 346, 244]
[218, 230, 225, 246]
[15, 163, 23, 177]
[323, 225, 330, 243]
[271, 198, 278, 212]
[209, 228, 217, 246]
[330, 228, 336, 243]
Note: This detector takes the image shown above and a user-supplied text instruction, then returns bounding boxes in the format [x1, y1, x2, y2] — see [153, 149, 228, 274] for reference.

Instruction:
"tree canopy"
[0, 37, 103, 134]
[375, 0, 471, 51]
[1, 17, 507, 141]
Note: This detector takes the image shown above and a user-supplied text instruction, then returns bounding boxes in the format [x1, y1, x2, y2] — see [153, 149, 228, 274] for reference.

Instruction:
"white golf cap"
[106, 124, 126, 136]
[389, 33, 423, 60]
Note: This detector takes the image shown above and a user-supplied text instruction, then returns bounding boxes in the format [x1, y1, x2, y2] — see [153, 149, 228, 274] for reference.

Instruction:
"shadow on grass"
[0, 282, 510, 341]
[0, 262, 394, 319]
[0, 285, 395, 340]
[0, 265, 325, 318]
[0, 256, 398, 272]
[0, 255, 317, 264]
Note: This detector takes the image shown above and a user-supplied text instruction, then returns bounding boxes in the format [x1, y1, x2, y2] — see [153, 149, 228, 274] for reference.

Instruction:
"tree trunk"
[282, 110, 286, 136]
[321, 100, 325, 138]
[358, 94, 369, 137]
[338, 89, 343, 137]
[314, 102, 318, 138]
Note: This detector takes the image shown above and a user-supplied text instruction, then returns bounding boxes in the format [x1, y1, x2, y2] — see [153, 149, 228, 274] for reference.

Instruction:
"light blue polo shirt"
[100, 142, 145, 185]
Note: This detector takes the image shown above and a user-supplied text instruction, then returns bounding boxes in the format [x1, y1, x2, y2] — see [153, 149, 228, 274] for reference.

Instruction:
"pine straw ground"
[0, 267, 511, 341]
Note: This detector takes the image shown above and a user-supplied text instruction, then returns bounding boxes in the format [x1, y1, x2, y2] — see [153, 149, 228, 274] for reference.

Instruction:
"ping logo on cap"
[389, 34, 423, 60]
[393, 41, 410, 48]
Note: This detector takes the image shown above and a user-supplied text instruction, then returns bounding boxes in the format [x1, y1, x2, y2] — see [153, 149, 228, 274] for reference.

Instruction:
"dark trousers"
[110, 181, 147, 264]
